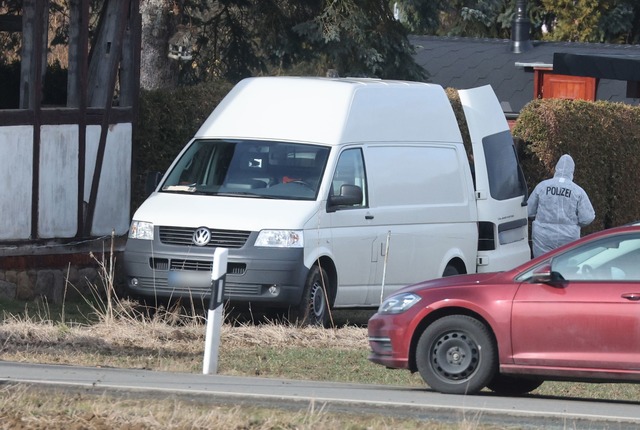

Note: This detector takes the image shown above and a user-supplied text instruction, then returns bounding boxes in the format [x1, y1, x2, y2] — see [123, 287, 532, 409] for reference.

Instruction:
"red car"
[368, 223, 640, 395]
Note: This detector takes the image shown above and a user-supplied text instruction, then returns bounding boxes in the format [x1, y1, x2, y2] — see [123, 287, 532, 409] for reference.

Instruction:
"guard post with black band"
[203, 247, 228, 375]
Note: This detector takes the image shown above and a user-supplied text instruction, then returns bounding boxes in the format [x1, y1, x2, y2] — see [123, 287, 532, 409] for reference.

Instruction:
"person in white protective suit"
[527, 154, 595, 258]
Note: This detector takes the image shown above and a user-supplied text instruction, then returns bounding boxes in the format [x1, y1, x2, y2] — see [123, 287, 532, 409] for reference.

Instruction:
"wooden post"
[84, 0, 132, 235]
[87, 0, 128, 107]
[119, 0, 140, 107]
[20, 0, 49, 110]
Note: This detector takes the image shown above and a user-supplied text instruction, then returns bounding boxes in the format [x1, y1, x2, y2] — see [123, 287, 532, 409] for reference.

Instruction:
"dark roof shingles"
[410, 35, 640, 113]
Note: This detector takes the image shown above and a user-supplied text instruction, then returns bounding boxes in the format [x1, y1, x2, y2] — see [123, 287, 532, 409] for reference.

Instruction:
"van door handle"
[622, 293, 640, 301]
[365, 214, 374, 220]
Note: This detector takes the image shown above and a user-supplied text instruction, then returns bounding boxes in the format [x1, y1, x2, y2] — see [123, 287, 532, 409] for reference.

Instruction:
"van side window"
[482, 130, 527, 201]
[331, 148, 367, 207]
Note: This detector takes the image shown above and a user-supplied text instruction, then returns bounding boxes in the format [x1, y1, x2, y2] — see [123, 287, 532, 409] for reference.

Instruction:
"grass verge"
[2, 298, 640, 429]
[1, 241, 639, 428]
[2, 383, 460, 430]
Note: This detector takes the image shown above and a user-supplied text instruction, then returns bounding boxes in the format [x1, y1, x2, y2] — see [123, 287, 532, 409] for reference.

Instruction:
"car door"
[458, 86, 531, 272]
[511, 233, 640, 370]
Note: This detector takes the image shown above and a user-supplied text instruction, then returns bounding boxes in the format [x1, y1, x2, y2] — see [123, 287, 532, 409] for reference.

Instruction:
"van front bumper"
[123, 236, 309, 307]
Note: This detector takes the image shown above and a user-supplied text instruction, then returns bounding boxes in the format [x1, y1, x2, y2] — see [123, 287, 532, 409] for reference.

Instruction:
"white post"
[380, 231, 391, 304]
[203, 248, 228, 375]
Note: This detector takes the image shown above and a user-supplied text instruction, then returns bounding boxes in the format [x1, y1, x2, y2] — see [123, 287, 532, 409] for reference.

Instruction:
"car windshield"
[161, 139, 330, 200]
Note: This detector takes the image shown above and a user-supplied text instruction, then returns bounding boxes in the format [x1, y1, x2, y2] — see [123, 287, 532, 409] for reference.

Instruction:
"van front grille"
[224, 283, 261, 296]
[159, 226, 251, 248]
[170, 259, 213, 271]
[163, 259, 246, 275]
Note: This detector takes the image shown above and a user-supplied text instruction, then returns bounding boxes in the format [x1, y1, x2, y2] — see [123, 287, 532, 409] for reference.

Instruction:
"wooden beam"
[67, 0, 81, 108]
[87, 0, 128, 107]
[119, 0, 141, 107]
[69, 0, 91, 238]
[25, 0, 48, 239]
[0, 14, 22, 32]
[84, 0, 132, 236]
[19, 1, 49, 110]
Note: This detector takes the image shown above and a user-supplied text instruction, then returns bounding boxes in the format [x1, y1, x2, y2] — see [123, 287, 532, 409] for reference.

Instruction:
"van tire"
[291, 265, 330, 327]
[443, 264, 460, 277]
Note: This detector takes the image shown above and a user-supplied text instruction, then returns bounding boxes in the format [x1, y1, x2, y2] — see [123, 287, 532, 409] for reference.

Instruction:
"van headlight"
[378, 293, 421, 314]
[129, 221, 154, 240]
[255, 230, 303, 248]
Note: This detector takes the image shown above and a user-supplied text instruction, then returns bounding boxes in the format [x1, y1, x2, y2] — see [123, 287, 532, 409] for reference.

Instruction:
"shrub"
[514, 99, 640, 233]
[132, 80, 235, 209]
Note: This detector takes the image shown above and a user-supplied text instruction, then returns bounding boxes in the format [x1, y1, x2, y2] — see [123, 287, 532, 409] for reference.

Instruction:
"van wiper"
[213, 191, 279, 199]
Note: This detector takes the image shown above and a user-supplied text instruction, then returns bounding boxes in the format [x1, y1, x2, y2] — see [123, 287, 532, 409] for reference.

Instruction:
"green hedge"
[513, 99, 640, 234]
[133, 80, 234, 208]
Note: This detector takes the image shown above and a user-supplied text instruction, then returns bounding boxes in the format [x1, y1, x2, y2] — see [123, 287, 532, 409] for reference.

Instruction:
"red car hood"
[396, 271, 507, 295]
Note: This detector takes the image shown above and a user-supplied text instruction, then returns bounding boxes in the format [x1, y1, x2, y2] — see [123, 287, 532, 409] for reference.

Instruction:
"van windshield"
[161, 139, 330, 200]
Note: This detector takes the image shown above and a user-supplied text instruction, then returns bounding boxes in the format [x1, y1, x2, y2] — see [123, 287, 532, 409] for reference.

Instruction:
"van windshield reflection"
[160, 139, 330, 200]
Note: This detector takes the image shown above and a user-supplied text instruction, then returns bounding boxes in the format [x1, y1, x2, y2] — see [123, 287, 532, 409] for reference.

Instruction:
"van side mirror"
[145, 171, 163, 195]
[328, 184, 363, 210]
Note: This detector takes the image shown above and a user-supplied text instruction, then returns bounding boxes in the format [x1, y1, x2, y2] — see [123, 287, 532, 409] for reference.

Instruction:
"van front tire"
[443, 264, 460, 277]
[290, 265, 330, 327]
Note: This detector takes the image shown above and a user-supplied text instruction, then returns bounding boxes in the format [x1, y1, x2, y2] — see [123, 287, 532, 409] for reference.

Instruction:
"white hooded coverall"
[527, 154, 596, 258]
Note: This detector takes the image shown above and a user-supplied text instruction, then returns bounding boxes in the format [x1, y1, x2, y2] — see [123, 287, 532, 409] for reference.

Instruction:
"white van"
[124, 77, 530, 325]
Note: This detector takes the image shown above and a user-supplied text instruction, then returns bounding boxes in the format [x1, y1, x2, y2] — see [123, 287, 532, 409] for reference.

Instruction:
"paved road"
[1, 361, 639, 429]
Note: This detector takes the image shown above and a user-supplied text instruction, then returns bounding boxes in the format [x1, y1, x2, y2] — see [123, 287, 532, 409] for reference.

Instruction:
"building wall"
[0, 126, 33, 240]
[0, 123, 131, 241]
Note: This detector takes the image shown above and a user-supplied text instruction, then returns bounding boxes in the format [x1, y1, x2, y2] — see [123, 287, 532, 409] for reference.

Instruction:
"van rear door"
[458, 85, 531, 272]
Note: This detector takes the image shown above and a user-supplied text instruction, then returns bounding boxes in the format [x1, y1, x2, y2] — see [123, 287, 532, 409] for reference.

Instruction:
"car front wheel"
[416, 315, 497, 394]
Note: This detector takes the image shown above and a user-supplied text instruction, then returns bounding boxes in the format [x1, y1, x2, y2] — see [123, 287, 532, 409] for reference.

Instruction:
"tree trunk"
[139, 0, 178, 90]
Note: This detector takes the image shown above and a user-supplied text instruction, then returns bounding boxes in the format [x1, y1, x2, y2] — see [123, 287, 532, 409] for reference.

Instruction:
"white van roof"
[195, 76, 464, 146]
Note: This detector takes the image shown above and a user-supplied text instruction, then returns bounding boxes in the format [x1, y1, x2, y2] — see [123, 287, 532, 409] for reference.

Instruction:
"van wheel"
[443, 264, 460, 277]
[290, 266, 330, 327]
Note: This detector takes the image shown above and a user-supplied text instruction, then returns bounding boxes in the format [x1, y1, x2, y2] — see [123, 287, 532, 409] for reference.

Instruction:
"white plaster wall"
[85, 123, 132, 236]
[0, 126, 33, 240]
[0, 123, 131, 241]
[39, 124, 79, 238]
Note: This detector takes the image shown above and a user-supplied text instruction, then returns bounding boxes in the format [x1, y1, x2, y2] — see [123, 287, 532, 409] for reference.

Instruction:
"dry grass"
[3, 299, 640, 429]
[0, 302, 372, 369]
[1, 383, 450, 430]
[0, 307, 453, 430]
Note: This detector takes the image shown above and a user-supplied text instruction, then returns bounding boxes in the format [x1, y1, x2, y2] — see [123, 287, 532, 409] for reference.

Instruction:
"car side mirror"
[531, 263, 565, 287]
[328, 184, 363, 210]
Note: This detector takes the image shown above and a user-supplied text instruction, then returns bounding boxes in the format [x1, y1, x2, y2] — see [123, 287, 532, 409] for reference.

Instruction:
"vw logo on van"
[192, 227, 211, 246]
